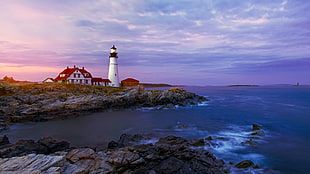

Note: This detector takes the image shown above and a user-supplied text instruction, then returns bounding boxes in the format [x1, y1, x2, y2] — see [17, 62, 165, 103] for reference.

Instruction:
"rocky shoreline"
[0, 132, 278, 174]
[0, 123, 279, 173]
[0, 84, 207, 130]
[0, 134, 231, 174]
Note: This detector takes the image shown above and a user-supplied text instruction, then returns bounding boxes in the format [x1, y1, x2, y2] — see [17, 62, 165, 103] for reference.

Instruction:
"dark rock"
[156, 135, 188, 146]
[107, 133, 146, 150]
[0, 136, 70, 158]
[118, 133, 144, 147]
[177, 124, 187, 129]
[205, 136, 213, 140]
[157, 157, 184, 173]
[252, 124, 262, 131]
[189, 139, 205, 146]
[216, 137, 229, 140]
[0, 134, 230, 174]
[0, 139, 41, 157]
[37, 136, 70, 154]
[0, 134, 9, 146]
[235, 160, 254, 168]
[107, 140, 119, 149]
[251, 130, 265, 136]
[241, 139, 259, 147]
[9, 115, 35, 122]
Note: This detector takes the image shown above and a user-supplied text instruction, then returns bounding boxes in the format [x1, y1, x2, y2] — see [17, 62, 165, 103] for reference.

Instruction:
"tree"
[3, 76, 15, 82]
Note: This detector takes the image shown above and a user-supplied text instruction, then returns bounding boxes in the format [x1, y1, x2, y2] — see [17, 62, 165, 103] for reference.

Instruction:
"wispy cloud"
[1, 0, 310, 85]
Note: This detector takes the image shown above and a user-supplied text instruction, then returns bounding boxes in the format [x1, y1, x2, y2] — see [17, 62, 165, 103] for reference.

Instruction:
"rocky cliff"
[0, 84, 207, 129]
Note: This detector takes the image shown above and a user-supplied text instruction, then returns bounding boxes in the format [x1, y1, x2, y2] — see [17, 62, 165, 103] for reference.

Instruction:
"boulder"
[205, 136, 213, 140]
[0, 136, 70, 158]
[65, 148, 95, 163]
[189, 139, 205, 146]
[252, 124, 262, 131]
[235, 160, 254, 168]
[106, 150, 142, 166]
[241, 139, 259, 147]
[107, 140, 119, 149]
[119, 133, 144, 145]
[37, 136, 70, 154]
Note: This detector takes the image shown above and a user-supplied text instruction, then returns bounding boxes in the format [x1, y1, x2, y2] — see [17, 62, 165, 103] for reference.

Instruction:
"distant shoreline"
[227, 85, 259, 87]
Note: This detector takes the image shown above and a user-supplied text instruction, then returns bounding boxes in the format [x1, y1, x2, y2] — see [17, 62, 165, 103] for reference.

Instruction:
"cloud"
[1, 0, 310, 84]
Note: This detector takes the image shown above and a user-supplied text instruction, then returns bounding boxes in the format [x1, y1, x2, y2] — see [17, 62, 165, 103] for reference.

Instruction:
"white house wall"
[66, 70, 92, 85]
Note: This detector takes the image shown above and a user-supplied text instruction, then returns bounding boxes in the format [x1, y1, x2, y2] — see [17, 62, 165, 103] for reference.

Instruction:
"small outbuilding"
[91, 78, 111, 86]
[42, 78, 55, 83]
[121, 78, 139, 87]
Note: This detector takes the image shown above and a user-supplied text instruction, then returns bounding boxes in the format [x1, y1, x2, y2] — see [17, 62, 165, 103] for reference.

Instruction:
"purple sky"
[1, 0, 309, 85]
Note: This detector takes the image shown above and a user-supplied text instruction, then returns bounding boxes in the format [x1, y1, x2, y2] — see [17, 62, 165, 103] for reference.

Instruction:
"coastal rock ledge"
[0, 135, 229, 174]
[0, 84, 207, 127]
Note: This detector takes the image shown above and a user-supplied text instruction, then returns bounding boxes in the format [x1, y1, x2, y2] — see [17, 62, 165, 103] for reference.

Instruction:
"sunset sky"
[1, 0, 309, 85]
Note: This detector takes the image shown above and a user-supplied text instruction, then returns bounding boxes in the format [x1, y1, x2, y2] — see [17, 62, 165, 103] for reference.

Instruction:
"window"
[71, 79, 74, 83]
[80, 79, 82, 83]
[74, 74, 76, 78]
[60, 74, 65, 77]
[78, 74, 80, 78]
[85, 80, 88, 84]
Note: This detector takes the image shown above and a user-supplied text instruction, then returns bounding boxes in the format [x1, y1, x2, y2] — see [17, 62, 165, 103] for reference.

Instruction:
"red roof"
[92, 78, 111, 83]
[121, 78, 139, 82]
[55, 66, 92, 81]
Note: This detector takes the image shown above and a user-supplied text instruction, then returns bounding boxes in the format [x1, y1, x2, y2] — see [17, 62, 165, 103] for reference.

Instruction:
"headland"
[0, 83, 207, 130]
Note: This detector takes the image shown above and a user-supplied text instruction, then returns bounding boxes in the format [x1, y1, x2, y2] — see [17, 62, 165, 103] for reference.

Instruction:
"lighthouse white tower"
[108, 45, 120, 87]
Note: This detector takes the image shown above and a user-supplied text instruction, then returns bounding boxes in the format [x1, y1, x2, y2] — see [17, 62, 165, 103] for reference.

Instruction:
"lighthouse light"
[111, 49, 116, 53]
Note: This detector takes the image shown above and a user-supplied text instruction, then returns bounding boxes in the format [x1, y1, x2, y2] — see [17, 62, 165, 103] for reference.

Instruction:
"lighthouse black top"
[110, 45, 118, 58]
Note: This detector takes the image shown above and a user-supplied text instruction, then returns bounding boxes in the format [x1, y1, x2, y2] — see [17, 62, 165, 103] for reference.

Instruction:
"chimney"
[67, 66, 69, 69]
[74, 65, 76, 68]
[82, 67, 84, 70]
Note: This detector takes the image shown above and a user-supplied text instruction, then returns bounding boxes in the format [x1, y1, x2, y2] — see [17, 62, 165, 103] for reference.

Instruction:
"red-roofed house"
[55, 66, 110, 86]
[121, 78, 139, 87]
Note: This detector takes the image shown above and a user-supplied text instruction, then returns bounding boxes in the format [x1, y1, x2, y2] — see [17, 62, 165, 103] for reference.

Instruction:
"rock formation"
[0, 134, 229, 174]
[0, 84, 207, 128]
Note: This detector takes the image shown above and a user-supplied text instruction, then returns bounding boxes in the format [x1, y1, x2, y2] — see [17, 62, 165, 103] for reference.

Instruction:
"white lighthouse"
[108, 45, 120, 87]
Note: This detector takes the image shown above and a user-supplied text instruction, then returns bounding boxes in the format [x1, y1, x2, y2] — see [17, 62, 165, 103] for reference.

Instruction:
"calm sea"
[3, 86, 310, 174]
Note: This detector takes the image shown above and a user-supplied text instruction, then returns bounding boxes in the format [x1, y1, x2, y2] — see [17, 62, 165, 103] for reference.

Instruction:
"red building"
[121, 78, 139, 87]
[91, 78, 111, 86]
[54, 66, 110, 86]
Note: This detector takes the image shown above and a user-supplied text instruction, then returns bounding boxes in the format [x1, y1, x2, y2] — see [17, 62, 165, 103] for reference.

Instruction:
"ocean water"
[3, 86, 310, 173]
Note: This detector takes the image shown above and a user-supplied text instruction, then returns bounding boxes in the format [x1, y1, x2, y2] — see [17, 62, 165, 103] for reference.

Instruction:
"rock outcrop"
[0, 84, 207, 128]
[0, 135, 229, 174]
[0, 136, 70, 158]
[235, 160, 254, 168]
